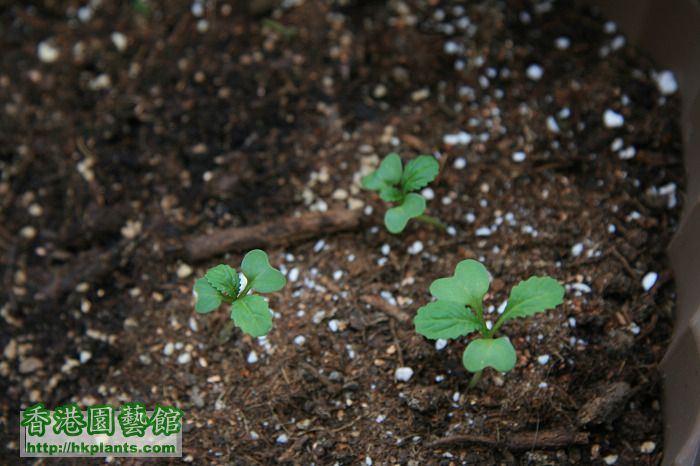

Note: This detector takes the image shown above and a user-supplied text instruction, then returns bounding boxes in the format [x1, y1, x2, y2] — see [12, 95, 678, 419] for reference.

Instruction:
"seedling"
[361, 153, 443, 234]
[414, 259, 564, 388]
[192, 249, 286, 337]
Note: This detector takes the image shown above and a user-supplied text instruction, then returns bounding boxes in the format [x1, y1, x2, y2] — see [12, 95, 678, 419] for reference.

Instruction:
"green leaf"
[205, 264, 240, 297]
[361, 153, 403, 191]
[401, 155, 439, 192]
[414, 301, 481, 340]
[231, 295, 273, 337]
[500, 276, 564, 322]
[193, 278, 222, 314]
[379, 186, 404, 202]
[241, 249, 286, 293]
[462, 337, 517, 372]
[384, 193, 426, 233]
[429, 259, 490, 311]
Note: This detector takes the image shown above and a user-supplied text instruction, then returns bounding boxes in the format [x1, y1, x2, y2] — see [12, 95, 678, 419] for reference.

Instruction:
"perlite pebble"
[276, 434, 288, 444]
[603, 454, 618, 465]
[395, 367, 414, 382]
[603, 109, 624, 128]
[537, 354, 550, 365]
[247, 351, 258, 364]
[293, 335, 306, 345]
[526, 64, 544, 81]
[555, 36, 570, 50]
[38, 41, 60, 63]
[407, 241, 423, 255]
[177, 353, 192, 364]
[512, 151, 526, 162]
[177, 263, 193, 279]
[642, 272, 658, 291]
[654, 70, 678, 95]
[435, 339, 447, 351]
[640, 441, 656, 454]
[111, 32, 127, 52]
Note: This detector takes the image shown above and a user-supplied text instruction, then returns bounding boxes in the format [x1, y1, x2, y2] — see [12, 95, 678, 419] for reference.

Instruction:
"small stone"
[421, 187, 435, 200]
[177, 263, 193, 279]
[288, 267, 300, 282]
[407, 241, 423, 255]
[88, 74, 112, 91]
[618, 146, 636, 159]
[276, 434, 288, 444]
[293, 335, 306, 345]
[177, 352, 192, 364]
[332, 188, 348, 200]
[639, 441, 656, 454]
[537, 354, 550, 365]
[603, 454, 618, 465]
[79, 351, 92, 364]
[163, 342, 174, 356]
[395, 367, 414, 382]
[654, 70, 678, 95]
[546, 116, 560, 133]
[20, 226, 37, 239]
[373, 84, 387, 99]
[512, 151, 526, 162]
[19, 357, 43, 374]
[38, 41, 60, 63]
[475, 227, 491, 237]
[247, 351, 258, 364]
[435, 339, 447, 351]
[642, 272, 658, 291]
[411, 88, 430, 101]
[121, 220, 142, 239]
[453, 157, 466, 169]
[328, 319, 339, 332]
[571, 243, 584, 256]
[4, 339, 17, 360]
[555, 36, 570, 50]
[111, 32, 127, 52]
[28, 204, 43, 217]
[526, 64, 544, 81]
[603, 110, 624, 128]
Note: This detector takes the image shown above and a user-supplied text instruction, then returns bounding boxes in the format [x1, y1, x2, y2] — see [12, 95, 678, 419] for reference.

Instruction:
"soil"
[0, 0, 684, 465]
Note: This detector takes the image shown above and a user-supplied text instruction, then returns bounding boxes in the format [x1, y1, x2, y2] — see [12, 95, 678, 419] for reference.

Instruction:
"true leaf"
[414, 301, 481, 340]
[462, 336, 517, 372]
[361, 153, 402, 191]
[401, 155, 439, 192]
[379, 185, 404, 202]
[429, 259, 490, 311]
[231, 295, 273, 337]
[205, 264, 240, 297]
[384, 192, 426, 233]
[193, 278, 222, 314]
[500, 276, 564, 323]
[241, 249, 286, 293]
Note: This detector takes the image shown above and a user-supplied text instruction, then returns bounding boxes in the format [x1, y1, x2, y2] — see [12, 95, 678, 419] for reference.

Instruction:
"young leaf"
[499, 276, 564, 323]
[384, 192, 426, 233]
[414, 301, 481, 340]
[231, 295, 273, 337]
[462, 336, 517, 372]
[401, 155, 439, 192]
[379, 185, 404, 202]
[241, 249, 286, 293]
[429, 259, 490, 311]
[205, 264, 240, 297]
[361, 153, 403, 191]
[193, 278, 222, 314]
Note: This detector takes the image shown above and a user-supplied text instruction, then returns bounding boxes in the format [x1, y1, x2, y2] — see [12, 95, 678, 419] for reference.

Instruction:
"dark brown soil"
[0, 0, 683, 465]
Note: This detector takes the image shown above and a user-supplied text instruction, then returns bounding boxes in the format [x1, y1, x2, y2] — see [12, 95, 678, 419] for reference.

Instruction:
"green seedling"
[414, 259, 564, 388]
[361, 153, 443, 234]
[193, 249, 286, 337]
